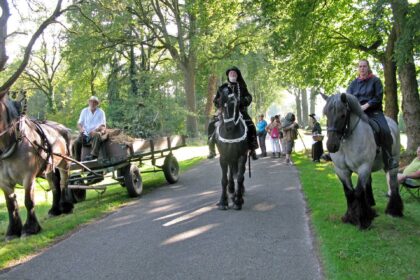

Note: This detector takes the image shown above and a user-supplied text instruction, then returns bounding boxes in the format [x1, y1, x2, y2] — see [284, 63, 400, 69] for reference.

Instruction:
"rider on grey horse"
[208, 66, 259, 160]
[347, 59, 398, 171]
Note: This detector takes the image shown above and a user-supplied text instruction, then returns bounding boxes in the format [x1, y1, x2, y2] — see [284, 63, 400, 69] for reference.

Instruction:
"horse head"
[322, 93, 351, 153]
[0, 90, 21, 133]
[220, 87, 240, 131]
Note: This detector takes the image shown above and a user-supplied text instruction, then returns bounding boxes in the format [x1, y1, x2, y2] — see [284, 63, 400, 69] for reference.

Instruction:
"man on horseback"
[73, 96, 107, 161]
[211, 66, 259, 160]
[347, 59, 398, 171]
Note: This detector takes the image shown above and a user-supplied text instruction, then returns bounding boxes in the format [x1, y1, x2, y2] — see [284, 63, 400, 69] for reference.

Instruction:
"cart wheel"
[163, 155, 179, 184]
[124, 164, 143, 197]
[68, 175, 86, 203]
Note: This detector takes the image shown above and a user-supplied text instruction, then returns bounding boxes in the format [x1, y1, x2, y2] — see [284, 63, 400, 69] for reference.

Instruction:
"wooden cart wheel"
[68, 175, 86, 203]
[163, 155, 179, 184]
[124, 164, 143, 197]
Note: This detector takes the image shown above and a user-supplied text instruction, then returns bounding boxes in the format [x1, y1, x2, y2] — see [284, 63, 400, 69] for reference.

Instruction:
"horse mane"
[324, 93, 369, 123]
[343, 94, 370, 122]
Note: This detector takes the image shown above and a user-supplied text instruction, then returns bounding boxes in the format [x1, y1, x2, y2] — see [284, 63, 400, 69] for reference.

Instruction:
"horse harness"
[0, 104, 55, 173]
[326, 103, 361, 141]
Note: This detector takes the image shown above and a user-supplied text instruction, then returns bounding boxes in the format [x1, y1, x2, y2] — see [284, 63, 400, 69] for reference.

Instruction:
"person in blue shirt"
[256, 114, 268, 157]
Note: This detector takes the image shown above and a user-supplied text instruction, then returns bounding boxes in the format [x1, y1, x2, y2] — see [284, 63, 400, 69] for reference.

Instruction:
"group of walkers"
[257, 112, 324, 165]
[256, 113, 301, 165]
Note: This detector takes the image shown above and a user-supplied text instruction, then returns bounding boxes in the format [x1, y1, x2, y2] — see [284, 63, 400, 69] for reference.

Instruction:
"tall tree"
[390, 0, 420, 153]
[0, 0, 81, 92]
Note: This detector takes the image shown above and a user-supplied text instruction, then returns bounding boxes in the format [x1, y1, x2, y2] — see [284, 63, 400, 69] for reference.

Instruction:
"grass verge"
[0, 156, 204, 270]
[294, 153, 420, 280]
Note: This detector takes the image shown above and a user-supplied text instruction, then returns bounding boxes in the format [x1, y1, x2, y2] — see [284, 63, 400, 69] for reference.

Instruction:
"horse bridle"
[327, 102, 360, 140]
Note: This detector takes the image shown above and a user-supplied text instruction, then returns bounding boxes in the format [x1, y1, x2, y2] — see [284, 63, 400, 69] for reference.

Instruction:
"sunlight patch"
[161, 224, 219, 245]
[163, 206, 213, 227]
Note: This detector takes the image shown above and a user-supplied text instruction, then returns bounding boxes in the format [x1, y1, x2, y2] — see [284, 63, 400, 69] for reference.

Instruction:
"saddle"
[368, 119, 381, 153]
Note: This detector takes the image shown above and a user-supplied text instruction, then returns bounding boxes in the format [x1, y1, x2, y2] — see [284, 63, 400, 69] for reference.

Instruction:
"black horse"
[215, 89, 249, 210]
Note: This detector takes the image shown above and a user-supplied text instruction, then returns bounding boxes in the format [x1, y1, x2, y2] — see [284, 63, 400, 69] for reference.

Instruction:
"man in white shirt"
[73, 96, 106, 161]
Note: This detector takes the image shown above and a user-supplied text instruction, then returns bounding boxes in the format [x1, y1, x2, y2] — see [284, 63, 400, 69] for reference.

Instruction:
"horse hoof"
[48, 209, 62, 217]
[218, 205, 228, 211]
[60, 202, 74, 214]
[22, 224, 42, 236]
[5, 235, 20, 242]
[233, 204, 242, 211]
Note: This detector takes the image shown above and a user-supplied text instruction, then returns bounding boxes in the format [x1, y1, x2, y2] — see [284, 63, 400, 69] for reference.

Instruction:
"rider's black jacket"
[346, 75, 383, 113]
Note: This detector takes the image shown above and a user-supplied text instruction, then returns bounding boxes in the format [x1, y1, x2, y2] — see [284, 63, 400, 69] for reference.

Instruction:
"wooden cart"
[67, 135, 186, 201]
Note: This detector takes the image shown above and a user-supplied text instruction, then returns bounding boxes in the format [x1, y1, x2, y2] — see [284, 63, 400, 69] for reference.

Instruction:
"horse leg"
[233, 156, 247, 210]
[228, 166, 235, 195]
[22, 178, 42, 236]
[3, 190, 23, 240]
[352, 173, 376, 230]
[47, 172, 62, 216]
[385, 168, 403, 217]
[218, 159, 229, 210]
[336, 169, 356, 224]
[58, 169, 74, 214]
[365, 175, 376, 207]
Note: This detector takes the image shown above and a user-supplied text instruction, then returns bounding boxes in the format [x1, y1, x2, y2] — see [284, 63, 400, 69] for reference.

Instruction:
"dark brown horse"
[0, 91, 73, 240]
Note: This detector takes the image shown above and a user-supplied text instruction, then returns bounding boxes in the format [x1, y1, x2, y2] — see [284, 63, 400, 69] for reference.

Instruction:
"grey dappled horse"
[215, 90, 248, 210]
[323, 93, 403, 229]
[0, 92, 73, 240]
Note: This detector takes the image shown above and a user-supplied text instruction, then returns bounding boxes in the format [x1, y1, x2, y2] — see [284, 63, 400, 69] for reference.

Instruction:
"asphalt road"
[1, 156, 322, 280]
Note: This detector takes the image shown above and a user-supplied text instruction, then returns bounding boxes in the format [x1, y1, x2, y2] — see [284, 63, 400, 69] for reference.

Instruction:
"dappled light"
[163, 205, 214, 227]
[161, 224, 219, 246]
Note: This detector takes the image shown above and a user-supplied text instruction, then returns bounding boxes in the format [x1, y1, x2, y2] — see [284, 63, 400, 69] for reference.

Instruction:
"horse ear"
[340, 93, 347, 103]
[320, 93, 329, 101]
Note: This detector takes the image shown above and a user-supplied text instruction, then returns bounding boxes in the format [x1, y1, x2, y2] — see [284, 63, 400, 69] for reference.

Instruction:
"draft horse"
[322, 93, 403, 229]
[0, 91, 73, 240]
[215, 89, 249, 210]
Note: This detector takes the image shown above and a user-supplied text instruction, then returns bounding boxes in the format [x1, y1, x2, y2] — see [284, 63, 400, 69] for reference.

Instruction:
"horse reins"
[327, 103, 361, 140]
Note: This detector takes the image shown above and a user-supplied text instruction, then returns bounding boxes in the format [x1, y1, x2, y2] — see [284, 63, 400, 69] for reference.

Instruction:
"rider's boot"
[208, 137, 216, 159]
[382, 145, 399, 171]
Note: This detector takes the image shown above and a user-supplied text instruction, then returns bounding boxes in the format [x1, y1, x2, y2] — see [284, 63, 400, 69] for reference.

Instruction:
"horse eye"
[341, 114, 346, 119]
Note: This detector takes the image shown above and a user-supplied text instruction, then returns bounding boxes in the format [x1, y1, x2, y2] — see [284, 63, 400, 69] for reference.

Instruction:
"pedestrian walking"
[256, 114, 268, 157]
[309, 113, 323, 162]
[266, 115, 281, 158]
[282, 112, 299, 165]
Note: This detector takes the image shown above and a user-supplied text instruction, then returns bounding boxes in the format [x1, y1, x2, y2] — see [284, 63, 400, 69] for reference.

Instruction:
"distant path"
[1, 156, 322, 280]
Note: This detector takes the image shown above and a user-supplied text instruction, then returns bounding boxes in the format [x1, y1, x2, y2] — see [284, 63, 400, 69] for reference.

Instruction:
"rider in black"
[347, 59, 398, 170]
[209, 66, 259, 160]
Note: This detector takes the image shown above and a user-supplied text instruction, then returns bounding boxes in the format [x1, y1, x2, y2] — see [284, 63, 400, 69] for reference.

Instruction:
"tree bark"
[382, 25, 398, 122]
[309, 88, 316, 116]
[204, 73, 217, 133]
[0, 0, 10, 72]
[294, 90, 302, 125]
[129, 43, 138, 96]
[301, 88, 308, 127]
[391, 0, 420, 153]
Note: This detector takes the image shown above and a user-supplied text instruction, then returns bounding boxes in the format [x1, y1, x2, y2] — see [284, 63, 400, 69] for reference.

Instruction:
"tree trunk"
[301, 88, 308, 127]
[309, 88, 316, 116]
[294, 90, 302, 125]
[129, 44, 138, 97]
[391, 0, 420, 153]
[382, 25, 398, 122]
[47, 89, 56, 114]
[183, 59, 198, 137]
[204, 73, 217, 133]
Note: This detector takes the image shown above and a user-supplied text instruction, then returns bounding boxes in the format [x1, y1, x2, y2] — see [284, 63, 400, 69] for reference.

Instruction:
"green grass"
[294, 153, 420, 280]
[0, 156, 204, 270]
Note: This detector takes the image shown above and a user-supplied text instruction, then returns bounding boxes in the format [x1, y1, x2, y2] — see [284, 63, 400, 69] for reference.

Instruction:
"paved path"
[1, 156, 322, 280]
